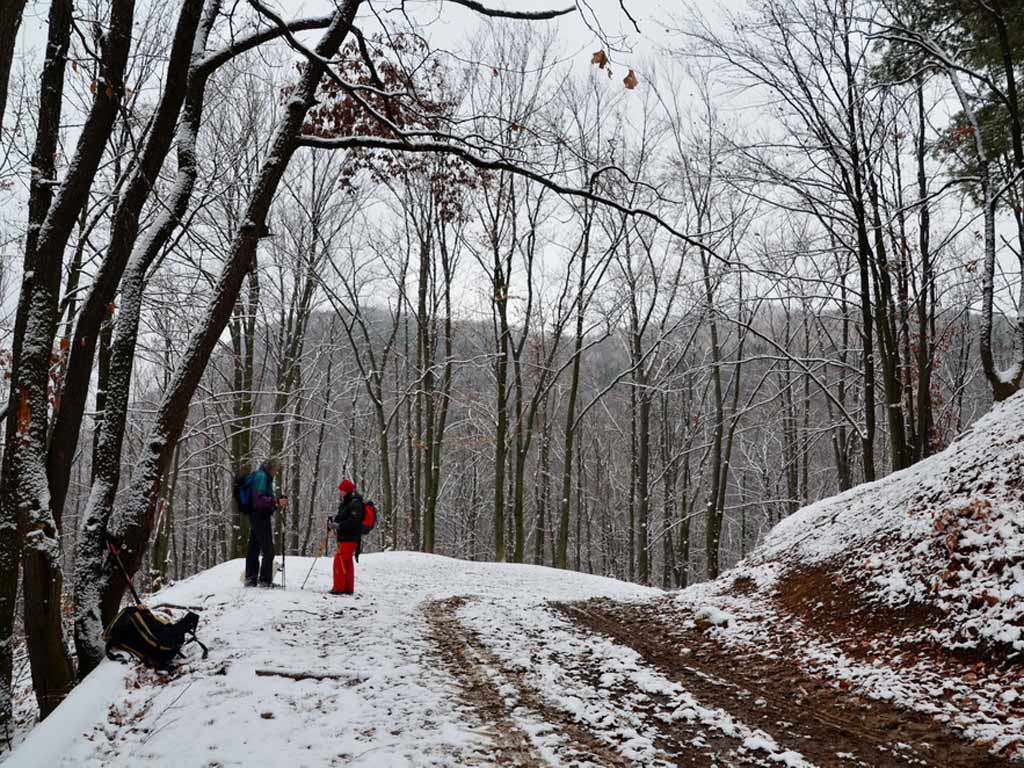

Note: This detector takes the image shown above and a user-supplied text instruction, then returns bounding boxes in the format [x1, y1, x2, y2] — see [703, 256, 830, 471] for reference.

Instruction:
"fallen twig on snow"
[149, 602, 204, 612]
[254, 669, 359, 683]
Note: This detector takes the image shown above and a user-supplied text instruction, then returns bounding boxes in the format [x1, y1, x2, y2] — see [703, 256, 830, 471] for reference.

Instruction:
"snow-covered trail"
[3, 553, 996, 767]
[5, 553, 658, 768]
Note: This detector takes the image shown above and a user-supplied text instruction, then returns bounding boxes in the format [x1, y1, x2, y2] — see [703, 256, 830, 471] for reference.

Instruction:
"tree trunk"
[12, 0, 136, 716]
[493, 260, 510, 562]
[0, 0, 71, 732]
[46, 0, 205, 529]
[839, 25, 878, 482]
[534, 401, 550, 566]
[78, 6, 360, 673]
[556, 216, 590, 569]
[703, 248, 726, 580]
[151, 447, 180, 588]
[914, 84, 934, 458]
[74, 0, 219, 676]
[0, 0, 26, 135]
[636, 384, 651, 585]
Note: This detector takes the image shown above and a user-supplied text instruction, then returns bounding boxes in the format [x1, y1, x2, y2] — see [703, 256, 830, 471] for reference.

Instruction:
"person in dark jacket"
[244, 458, 288, 587]
[329, 479, 363, 595]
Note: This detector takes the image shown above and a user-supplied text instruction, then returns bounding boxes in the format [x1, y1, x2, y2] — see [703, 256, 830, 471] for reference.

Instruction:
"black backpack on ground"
[103, 605, 209, 671]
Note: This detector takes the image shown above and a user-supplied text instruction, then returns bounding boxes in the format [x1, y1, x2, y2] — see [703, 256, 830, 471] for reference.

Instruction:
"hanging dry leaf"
[623, 69, 639, 90]
[89, 80, 97, 94]
[591, 50, 608, 69]
[59, 337, 69, 351]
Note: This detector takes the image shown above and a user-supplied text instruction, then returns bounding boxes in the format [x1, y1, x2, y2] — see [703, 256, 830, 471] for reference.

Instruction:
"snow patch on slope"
[742, 391, 1024, 653]
[671, 391, 1024, 759]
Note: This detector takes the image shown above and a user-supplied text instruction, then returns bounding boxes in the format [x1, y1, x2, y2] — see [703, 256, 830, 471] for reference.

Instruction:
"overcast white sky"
[286, 0, 668, 55]
[276, 0, 679, 90]
[13, 0, 676, 64]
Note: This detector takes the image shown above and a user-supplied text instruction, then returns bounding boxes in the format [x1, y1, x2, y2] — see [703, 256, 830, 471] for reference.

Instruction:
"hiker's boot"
[244, 578, 257, 588]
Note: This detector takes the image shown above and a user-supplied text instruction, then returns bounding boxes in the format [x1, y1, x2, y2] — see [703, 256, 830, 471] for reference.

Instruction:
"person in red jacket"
[329, 479, 363, 595]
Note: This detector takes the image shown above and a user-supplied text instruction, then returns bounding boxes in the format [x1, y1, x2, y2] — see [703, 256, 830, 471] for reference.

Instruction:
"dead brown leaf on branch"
[591, 50, 639, 89]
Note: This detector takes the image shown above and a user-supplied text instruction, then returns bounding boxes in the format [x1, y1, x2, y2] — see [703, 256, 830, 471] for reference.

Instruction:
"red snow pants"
[332, 541, 357, 593]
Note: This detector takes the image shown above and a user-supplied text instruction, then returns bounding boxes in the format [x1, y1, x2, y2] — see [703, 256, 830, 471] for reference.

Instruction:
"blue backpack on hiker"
[234, 472, 256, 514]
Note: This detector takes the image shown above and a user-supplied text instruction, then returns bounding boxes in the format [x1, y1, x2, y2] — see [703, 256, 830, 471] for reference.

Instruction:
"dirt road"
[430, 595, 1010, 767]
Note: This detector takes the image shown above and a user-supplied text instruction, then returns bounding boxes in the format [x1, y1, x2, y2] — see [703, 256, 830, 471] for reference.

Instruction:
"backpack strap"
[180, 611, 208, 659]
[190, 635, 210, 659]
[106, 646, 132, 664]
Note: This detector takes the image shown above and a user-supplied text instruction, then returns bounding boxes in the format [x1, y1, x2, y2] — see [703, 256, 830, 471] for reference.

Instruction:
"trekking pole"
[105, 534, 144, 606]
[277, 495, 289, 589]
[300, 522, 331, 590]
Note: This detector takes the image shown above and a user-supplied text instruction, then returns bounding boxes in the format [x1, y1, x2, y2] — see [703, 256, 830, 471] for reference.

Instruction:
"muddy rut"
[560, 600, 1011, 768]
[426, 595, 1012, 767]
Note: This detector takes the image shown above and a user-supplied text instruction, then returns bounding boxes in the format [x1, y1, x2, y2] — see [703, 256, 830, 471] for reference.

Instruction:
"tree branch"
[443, 0, 576, 20]
[298, 134, 726, 263]
[196, 15, 335, 76]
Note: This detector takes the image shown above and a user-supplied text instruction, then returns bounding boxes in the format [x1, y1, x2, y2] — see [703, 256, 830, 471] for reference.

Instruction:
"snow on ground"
[5, 552, 829, 768]
[675, 576, 1024, 757]
[4, 553, 653, 768]
[14, 387, 1022, 768]
[746, 390, 1024, 654]
[458, 595, 811, 767]
[666, 390, 1024, 760]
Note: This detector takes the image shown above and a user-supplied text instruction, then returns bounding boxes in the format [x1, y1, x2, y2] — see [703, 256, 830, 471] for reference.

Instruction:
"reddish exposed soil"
[775, 558, 1020, 669]
[561, 597, 1014, 767]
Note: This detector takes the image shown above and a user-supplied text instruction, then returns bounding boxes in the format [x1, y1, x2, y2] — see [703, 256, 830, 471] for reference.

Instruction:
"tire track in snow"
[426, 596, 546, 767]
[482, 610, 778, 766]
[547, 642, 770, 766]
[459, 596, 809, 767]
[427, 596, 638, 767]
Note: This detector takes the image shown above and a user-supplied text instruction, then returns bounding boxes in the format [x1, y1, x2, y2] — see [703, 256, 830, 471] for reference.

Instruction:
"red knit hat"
[338, 479, 355, 494]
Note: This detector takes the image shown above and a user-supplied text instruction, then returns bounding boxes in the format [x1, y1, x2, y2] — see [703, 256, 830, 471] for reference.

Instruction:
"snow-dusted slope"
[5, 553, 658, 768]
[667, 391, 1024, 759]
[734, 390, 1024, 654]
